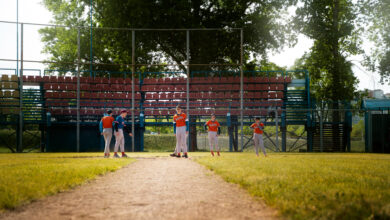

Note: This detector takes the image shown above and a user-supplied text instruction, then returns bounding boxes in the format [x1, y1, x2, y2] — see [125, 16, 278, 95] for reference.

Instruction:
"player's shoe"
[104, 154, 110, 158]
[211, 151, 214, 156]
[182, 153, 188, 158]
[122, 153, 128, 158]
[176, 153, 181, 158]
[217, 151, 220, 156]
[113, 153, 120, 158]
[170, 153, 177, 157]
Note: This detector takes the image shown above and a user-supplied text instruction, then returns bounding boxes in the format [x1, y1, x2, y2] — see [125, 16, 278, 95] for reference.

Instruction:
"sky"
[0, 0, 388, 93]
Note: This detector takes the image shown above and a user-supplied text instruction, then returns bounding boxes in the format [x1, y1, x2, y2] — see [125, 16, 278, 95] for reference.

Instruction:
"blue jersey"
[114, 115, 125, 129]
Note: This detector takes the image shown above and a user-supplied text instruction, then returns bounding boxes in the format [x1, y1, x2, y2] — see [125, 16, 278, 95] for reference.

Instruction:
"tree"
[358, 0, 390, 85]
[294, 0, 361, 122]
[40, 0, 297, 73]
[41, 0, 296, 151]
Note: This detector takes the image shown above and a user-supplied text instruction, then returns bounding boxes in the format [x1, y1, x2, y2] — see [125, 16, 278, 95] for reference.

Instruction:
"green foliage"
[293, 0, 361, 103]
[351, 119, 364, 139]
[144, 134, 176, 152]
[0, 153, 134, 210]
[358, 0, 390, 85]
[40, 0, 297, 74]
[196, 153, 390, 219]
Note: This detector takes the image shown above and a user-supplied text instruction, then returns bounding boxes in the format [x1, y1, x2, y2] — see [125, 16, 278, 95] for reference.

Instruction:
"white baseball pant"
[253, 133, 266, 156]
[208, 131, 219, 151]
[102, 128, 112, 154]
[175, 126, 187, 154]
[114, 129, 125, 153]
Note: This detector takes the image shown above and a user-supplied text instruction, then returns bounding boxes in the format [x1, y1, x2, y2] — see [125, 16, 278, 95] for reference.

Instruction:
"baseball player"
[99, 109, 115, 158]
[113, 110, 132, 158]
[204, 114, 221, 156]
[250, 117, 267, 157]
[172, 105, 189, 158]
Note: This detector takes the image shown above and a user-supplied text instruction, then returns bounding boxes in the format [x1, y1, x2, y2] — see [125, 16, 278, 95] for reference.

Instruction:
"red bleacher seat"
[216, 93, 225, 99]
[165, 93, 173, 99]
[270, 77, 278, 83]
[95, 84, 104, 91]
[144, 110, 153, 116]
[277, 77, 284, 83]
[101, 78, 109, 83]
[43, 84, 52, 90]
[119, 93, 127, 99]
[42, 76, 50, 82]
[160, 110, 169, 116]
[57, 76, 65, 83]
[123, 85, 131, 91]
[52, 83, 60, 90]
[269, 92, 277, 99]
[92, 77, 102, 84]
[145, 93, 153, 99]
[191, 110, 200, 115]
[162, 78, 170, 84]
[34, 76, 42, 82]
[277, 84, 284, 91]
[214, 110, 228, 116]
[277, 92, 284, 99]
[27, 75, 35, 82]
[49, 76, 57, 82]
[88, 92, 97, 99]
[201, 93, 210, 99]
[110, 84, 118, 91]
[269, 84, 277, 91]
[124, 78, 131, 84]
[175, 85, 186, 92]
[189, 93, 197, 99]
[81, 92, 91, 99]
[79, 84, 88, 90]
[141, 85, 151, 92]
[79, 77, 88, 83]
[58, 84, 67, 90]
[231, 92, 240, 99]
[135, 93, 141, 99]
[64, 77, 73, 83]
[232, 84, 240, 90]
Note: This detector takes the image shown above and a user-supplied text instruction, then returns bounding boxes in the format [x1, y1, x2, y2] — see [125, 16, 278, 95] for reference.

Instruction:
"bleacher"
[0, 72, 313, 152]
[2, 73, 295, 121]
[0, 75, 19, 116]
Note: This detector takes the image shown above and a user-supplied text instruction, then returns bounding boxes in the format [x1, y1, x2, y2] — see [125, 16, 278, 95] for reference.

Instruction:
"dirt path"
[0, 157, 278, 220]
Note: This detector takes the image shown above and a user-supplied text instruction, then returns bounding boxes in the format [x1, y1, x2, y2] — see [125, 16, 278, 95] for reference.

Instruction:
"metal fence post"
[240, 29, 244, 152]
[17, 23, 24, 153]
[186, 30, 190, 152]
[131, 30, 135, 152]
[76, 28, 81, 152]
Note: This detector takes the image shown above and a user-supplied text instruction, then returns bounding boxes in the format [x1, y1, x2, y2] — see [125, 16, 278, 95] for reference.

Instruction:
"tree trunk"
[331, 0, 341, 150]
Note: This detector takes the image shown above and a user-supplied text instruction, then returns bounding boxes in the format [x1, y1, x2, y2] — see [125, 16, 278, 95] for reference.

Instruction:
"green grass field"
[0, 153, 134, 211]
[196, 153, 390, 219]
[1, 152, 389, 219]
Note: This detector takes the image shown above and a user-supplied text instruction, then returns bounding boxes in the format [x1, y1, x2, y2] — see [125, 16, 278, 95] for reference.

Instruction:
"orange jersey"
[101, 116, 114, 128]
[206, 120, 220, 132]
[250, 122, 264, 134]
[173, 113, 187, 127]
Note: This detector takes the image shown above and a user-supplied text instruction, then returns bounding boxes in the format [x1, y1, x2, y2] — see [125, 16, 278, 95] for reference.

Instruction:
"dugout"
[362, 99, 390, 153]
